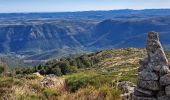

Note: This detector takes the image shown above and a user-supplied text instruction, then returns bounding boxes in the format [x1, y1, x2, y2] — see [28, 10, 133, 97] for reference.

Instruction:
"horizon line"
[0, 8, 170, 14]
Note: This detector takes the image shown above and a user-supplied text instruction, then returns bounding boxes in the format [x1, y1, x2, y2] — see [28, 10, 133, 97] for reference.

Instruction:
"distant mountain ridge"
[1, 9, 170, 20]
[0, 9, 170, 61]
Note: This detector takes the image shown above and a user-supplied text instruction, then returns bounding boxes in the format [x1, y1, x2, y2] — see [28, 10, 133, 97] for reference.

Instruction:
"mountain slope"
[1, 10, 170, 60]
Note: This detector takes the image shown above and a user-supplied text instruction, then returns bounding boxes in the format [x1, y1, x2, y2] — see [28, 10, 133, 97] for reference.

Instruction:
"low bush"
[43, 88, 61, 99]
[29, 82, 42, 93]
[25, 74, 39, 80]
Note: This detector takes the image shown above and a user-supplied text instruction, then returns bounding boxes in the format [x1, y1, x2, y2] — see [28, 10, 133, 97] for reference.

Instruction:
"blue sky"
[0, 0, 170, 13]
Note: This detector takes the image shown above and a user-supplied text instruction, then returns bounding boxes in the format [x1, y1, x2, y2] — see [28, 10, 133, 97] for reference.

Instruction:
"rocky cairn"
[134, 32, 170, 100]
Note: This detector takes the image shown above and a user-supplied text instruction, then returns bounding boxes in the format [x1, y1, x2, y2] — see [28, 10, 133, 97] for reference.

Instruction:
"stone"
[133, 95, 156, 100]
[118, 81, 134, 94]
[120, 93, 133, 100]
[157, 91, 165, 97]
[138, 71, 158, 81]
[133, 32, 170, 100]
[134, 87, 156, 97]
[159, 65, 170, 75]
[165, 85, 170, 96]
[157, 95, 170, 100]
[118, 81, 135, 100]
[160, 74, 170, 86]
[137, 79, 160, 91]
[139, 57, 148, 65]
[146, 32, 169, 72]
[40, 78, 54, 87]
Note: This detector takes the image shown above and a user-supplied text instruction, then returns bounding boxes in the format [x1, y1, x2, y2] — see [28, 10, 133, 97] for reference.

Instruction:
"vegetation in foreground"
[0, 48, 170, 100]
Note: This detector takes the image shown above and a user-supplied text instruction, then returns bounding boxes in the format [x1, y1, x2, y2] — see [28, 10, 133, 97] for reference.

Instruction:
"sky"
[0, 0, 170, 13]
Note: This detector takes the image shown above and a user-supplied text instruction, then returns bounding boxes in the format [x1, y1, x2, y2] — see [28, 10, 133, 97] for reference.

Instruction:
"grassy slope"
[1, 48, 170, 100]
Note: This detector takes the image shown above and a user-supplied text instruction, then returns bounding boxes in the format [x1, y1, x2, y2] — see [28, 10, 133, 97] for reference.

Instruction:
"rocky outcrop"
[118, 81, 135, 100]
[133, 32, 170, 100]
[40, 78, 54, 87]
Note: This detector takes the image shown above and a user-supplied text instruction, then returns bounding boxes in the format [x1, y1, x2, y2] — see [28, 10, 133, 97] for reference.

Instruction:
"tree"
[59, 62, 77, 75]
[52, 67, 62, 76]
[40, 68, 46, 75]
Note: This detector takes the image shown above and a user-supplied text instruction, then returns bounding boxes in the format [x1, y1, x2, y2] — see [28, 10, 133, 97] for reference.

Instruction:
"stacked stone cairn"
[134, 32, 170, 100]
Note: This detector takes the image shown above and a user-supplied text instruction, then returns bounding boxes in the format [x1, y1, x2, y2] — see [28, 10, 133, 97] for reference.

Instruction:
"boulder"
[138, 71, 158, 81]
[165, 85, 170, 96]
[146, 32, 168, 64]
[156, 91, 165, 97]
[157, 95, 170, 100]
[137, 79, 160, 91]
[118, 81, 134, 94]
[160, 74, 170, 86]
[133, 95, 156, 100]
[40, 78, 54, 87]
[134, 87, 156, 97]
[159, 65, 170, 75]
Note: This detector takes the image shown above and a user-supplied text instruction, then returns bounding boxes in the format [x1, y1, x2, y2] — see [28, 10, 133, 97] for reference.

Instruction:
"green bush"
[25, 74, 39, 80]
[0, 65, 7, 75]
[43, 88, 60, 99]
[52, 67, 62, 76]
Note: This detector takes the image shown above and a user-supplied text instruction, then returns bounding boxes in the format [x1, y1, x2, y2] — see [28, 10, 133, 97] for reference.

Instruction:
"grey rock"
[118, 81, 134, 94]
[139, 57, 148, 65]
[138, 71, 158, 81]
[160, 74, 170, 86]
[165, 85, 170, 96]
[120, 92, 133, 100]
[159, 65, 170, 75]
[133, 32, 170, 100]
[157, 95, 170, 100]
[40, 78, 54, 87]
[157, 91, 165, 97]
[133, 95, 156, 100]
[146, 32, 169, 71]
[148, 63, 161, 72]
[134, 87, 156, 97]
[137, 79, 160, 91]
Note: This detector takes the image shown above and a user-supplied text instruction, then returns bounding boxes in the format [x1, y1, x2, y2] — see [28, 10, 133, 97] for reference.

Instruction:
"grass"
[25, 74, 40, 80]
[0, 77, 14, 99]
[65, 71, 115, 92]
[43, 88, 61, 99]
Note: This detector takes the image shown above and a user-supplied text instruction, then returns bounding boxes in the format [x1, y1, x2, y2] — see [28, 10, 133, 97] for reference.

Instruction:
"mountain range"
[0, 9, 170, 65]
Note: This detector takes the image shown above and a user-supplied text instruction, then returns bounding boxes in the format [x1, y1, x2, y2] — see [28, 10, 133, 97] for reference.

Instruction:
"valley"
[0, 9, 170, 67]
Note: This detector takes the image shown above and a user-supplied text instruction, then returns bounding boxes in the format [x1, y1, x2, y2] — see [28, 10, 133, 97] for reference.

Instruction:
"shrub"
[52, 67, 62, 76]
[29, 83, 42, 93]
[25, 74, 39, 80]
[43, 88, 60, 99]
[99, 84, 121, 100]
[0, 65, 7, 75]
